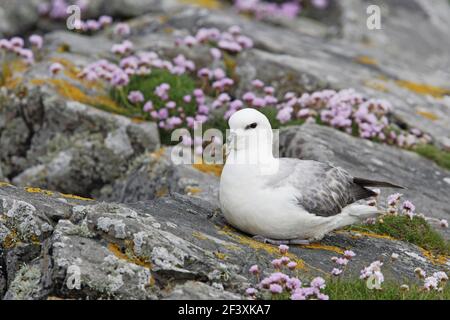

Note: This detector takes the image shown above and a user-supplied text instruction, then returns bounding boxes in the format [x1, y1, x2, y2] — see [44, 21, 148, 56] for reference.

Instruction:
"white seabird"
[219, 108, 403, 245]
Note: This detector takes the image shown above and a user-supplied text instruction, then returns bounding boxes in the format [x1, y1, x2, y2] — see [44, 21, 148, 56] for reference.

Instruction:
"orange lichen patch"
[354, 55, 378, 66]
[156, 186, 169, 197]
[192, 163, 223, 177]
[417, 110, 439, 121]
[3, 230, 19, 249]
[214, 251, 227, 260]
[51, 57, 102, 90]
[107, 243, 152, 269]
[179, 0, 222, 9]
[218, 225, 307, 270]
[192, 231, 208, 240]
[336, 229, 396, 241]
[419, 248, 449, 266]
[0, 181, 12, 187]
[25, 187, 54, 196]
[300, 243, 345, 255]
[150, 147, 166, 160]
[60, 193, 93, 201]
[396, 80, 450, 98]
[186, 186, 202, 195]
[30, 78, 123, 113]
[363, 79, 389, 92]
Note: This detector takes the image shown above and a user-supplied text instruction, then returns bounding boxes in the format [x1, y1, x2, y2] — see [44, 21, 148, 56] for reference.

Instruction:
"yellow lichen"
[156, 186, 169, 197]
[107, 243, 152, 269]
[214, 251, 227, 260]
[30, 78, 124, 114]
[186, 186, 202, 195]
[417, 110, 439, 121]
[192, 231, 208, 240]
[3, 229, 19, 249]
[363, 79, 389, 92]
[300, 243, 345, 255]
[25, 187, 54, 196]
[179, 0, 222, 9]
[355, 56, 378, 66]
[192, 163, 223, 177]
[60, 193, 93, 201]
[396, 80, 450, 98]
[218, 225, 307, 270]
[338, 230, 396, 241]
[419, 248, 449, 266]
[0, 181, 12, 187]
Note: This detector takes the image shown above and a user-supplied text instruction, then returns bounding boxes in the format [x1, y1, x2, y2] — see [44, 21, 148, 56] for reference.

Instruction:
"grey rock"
[163, 281, 241, 300]
[1, 184, 448, 300]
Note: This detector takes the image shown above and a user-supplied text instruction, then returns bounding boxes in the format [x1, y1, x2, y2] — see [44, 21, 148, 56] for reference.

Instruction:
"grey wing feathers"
[274, 159, 377, 217]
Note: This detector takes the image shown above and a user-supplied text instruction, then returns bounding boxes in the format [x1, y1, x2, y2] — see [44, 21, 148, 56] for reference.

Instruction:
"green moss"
[347, 215, 450, 256]
[324, 279, 450, 300]
[110, 69, 197, 144]
[414, 144, 450, 170]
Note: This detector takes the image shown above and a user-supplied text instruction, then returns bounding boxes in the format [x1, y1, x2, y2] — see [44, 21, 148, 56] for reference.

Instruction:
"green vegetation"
[347, 215, 450, 256]
[325, 279, 450, 300]
[414, 144, 450, 171]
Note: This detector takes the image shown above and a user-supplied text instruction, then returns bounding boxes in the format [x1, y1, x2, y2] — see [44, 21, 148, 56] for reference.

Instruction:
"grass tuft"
[414, 144, 450, 171]
[348, 215, 450, 256]
[324, 279, 450, 300]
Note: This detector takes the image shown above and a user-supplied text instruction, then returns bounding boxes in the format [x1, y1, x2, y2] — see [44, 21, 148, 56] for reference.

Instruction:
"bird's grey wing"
[268, 159, 375, 217]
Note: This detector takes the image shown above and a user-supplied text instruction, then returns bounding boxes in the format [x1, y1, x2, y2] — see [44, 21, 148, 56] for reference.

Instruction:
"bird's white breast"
[220, 163, 319, 239]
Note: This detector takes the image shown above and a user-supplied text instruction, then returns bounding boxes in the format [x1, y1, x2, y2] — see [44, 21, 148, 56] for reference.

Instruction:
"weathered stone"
[1, 185, 448, 300]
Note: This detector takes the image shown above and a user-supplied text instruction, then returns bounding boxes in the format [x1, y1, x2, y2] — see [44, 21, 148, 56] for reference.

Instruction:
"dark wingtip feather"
[353, 177, 406, 189]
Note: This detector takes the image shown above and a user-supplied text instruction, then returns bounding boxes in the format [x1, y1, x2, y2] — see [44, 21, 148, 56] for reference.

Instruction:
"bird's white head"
[226, 108, 274, 163]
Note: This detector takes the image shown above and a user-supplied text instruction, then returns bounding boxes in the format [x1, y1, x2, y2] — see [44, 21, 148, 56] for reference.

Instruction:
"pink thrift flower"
[279, 244, 289, 254]
[245, 288, 257, 296]
[269, 284, 283, 294]
[343, 250, 356, 259]
[210, 47, 222, 60]
[271, 259, 283, 269]
[287, 261, 297, 270]
[49, 62, 64, 75]
[310, 277, 326, 289]
[128, 90, 144, 103]
[440, 219, 448, 228]
[331, 268, 342, 276]
[114, 23, 131, 36]
[143, 101, 153, 112]
[29, 34, 43, 49]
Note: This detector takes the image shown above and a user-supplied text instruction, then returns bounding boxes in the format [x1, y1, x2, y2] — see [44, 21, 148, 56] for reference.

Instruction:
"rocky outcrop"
[1, 183, 449, 299]
[0, 87, 159, 198]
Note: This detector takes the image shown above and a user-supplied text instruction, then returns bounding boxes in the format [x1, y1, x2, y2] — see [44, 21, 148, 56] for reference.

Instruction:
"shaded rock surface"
[0, 184, 449, 300]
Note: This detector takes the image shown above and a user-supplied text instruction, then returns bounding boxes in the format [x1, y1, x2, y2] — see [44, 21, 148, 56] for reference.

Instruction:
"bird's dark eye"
[245, 122, 258, 130]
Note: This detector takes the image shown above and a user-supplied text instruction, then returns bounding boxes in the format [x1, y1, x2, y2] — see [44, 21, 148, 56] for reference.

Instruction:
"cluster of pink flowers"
[330, 250, 356, 276]
[0, 35, 42, 65]
[177, 26, 253, 54]
[414, 269, 448, 292]
[234, 0, 328, 20]
[38, 0, 88, 19]
[385, 193, 419, 220]
[273, 88, 430, 148]
[359, 260, 384, 288]
[246, 245, 329, 300]
[78, 59, 130, 86]
[72, 15, 113, 33]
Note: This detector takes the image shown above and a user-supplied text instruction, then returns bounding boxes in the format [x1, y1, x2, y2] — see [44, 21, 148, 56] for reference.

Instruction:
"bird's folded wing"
[269, 159, 375, 217]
